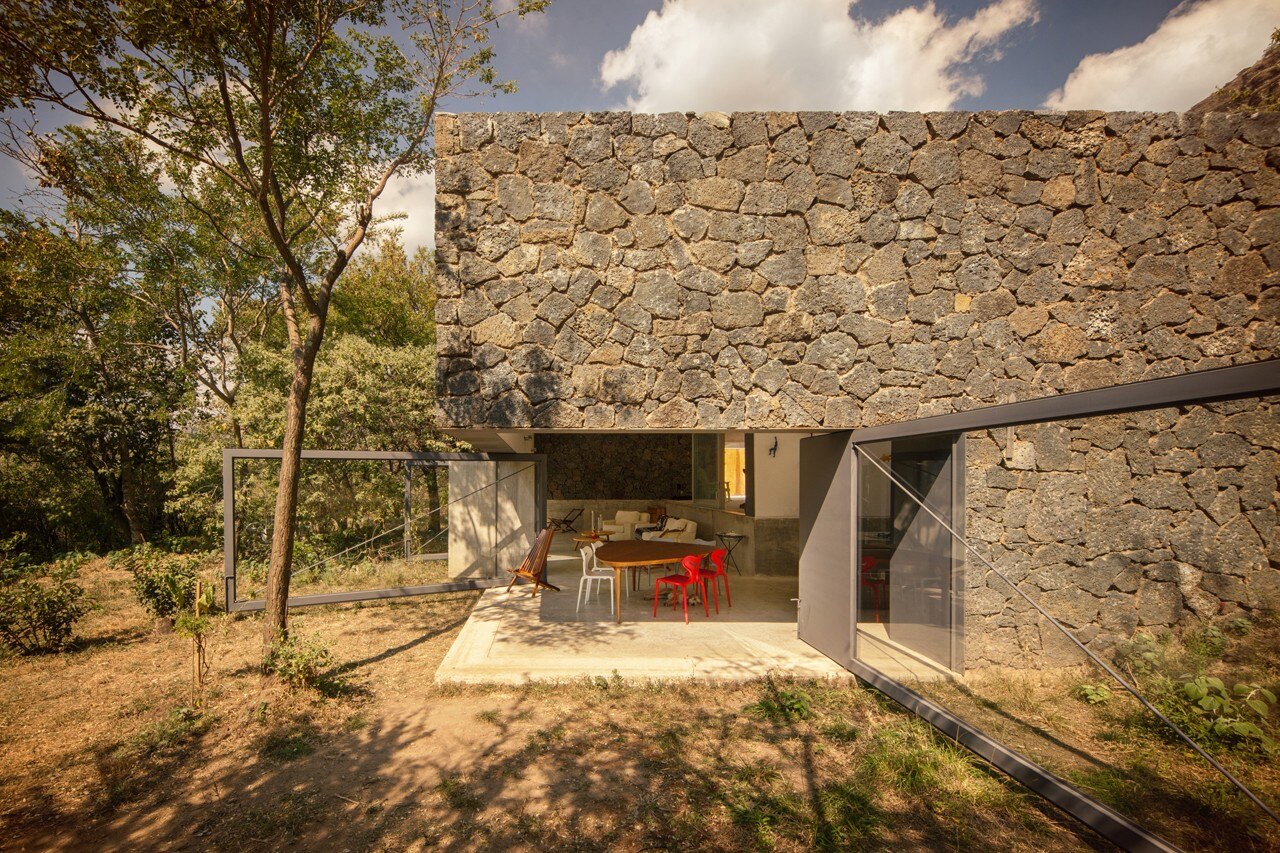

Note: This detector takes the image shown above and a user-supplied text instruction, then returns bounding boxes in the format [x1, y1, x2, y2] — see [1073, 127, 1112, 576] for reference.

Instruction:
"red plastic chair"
[702, 548, 732, 613]
[653, 554, 710, 623]
[860, 555, 886, 622]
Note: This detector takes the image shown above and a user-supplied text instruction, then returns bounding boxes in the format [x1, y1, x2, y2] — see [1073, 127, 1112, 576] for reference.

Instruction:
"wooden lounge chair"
[548, 507, 583, 533]
[506, 527, 560, 596]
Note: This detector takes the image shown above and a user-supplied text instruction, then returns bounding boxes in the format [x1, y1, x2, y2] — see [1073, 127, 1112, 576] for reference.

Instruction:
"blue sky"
[4, 0, 1276, 250]
[453, 0, 1208, 113]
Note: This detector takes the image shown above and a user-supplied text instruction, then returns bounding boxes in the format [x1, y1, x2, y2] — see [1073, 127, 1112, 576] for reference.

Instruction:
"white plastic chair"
[576, 541, 617, 615]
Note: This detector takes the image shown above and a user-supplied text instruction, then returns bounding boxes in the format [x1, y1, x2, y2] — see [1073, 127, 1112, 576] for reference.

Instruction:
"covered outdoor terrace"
[434, 531, 847, 684]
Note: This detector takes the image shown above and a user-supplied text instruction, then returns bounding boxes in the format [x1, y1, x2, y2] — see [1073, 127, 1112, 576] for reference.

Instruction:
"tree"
[0, 211, 184, 548]
[1, 0, 546, 653]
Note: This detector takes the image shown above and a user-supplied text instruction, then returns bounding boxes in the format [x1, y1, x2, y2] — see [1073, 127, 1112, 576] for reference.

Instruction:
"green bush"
[265, 634, 333, 691]
[0, 555, 92, 654]
[117, 545, 209, 618]
[1176, 676, 1277, 753]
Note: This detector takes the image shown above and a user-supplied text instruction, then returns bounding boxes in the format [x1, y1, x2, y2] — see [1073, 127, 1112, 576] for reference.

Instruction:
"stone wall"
[435, 110, 1279, 431]
[963, 397, 1280, 669]
[536, 432, 691, 499]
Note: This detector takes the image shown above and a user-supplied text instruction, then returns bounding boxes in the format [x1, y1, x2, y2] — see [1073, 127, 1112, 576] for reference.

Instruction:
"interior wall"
[536, 432, 691, 500]
[752, 433, 803, 517]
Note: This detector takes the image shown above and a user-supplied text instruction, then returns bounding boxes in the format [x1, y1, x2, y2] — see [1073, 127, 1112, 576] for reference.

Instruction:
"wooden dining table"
[593, 539, 715, 624]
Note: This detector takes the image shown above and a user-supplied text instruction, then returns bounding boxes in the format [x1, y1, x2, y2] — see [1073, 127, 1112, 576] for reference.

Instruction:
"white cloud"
[600, 0, 1039, 112]
[381, 168, 436, 253]
[1045, 0, 1280, 111]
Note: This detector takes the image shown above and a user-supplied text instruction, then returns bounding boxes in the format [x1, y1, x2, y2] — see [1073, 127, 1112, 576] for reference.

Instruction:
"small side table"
[572, 531, 613, 546]
[715, 532, 746, 575]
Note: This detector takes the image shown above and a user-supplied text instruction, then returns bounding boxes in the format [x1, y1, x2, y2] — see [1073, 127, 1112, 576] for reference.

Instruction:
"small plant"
[1184, 625, 1229, 661]
[0, 555, 91, 654]
[1114, 632, 1167, 677]
[1075, 683, 1114, 705]
[436, 774, 482, 810]
[265, 634, 334, 691]
[119, 545, 209, 620]
[1180, 676, 1277, 753]
[746, 686, 813, 723]
[1225, 617, 1253, 637]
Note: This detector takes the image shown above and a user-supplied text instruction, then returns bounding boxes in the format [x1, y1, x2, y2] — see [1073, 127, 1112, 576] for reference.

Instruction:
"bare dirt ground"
[3, 559, 1113, 851]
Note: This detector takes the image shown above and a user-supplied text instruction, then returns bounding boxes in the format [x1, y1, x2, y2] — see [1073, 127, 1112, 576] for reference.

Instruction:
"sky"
[3, 0, 1277, 252]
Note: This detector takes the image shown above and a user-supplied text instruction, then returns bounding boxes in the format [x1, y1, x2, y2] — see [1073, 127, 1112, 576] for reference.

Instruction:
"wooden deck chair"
[548, 507, 583, 532]
[505, 527, 560, 596]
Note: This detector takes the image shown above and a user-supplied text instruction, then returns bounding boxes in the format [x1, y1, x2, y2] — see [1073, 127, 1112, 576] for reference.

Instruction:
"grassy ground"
[0, 558, 1113, 851]
[918, 618, 1280, 852]
[237, 556, 452, 600]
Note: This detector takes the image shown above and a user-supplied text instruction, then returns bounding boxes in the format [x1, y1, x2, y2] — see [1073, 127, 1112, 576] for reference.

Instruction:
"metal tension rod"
[854, 445, 1280, 827]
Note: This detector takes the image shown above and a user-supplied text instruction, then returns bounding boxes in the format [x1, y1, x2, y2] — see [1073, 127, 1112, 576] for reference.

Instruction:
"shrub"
[0, 555, 92, 654]
[1113, 632, 1167, 678]
[265, 634, 333, 691]
[1075, 683, 1114, 705]
[117, 545, 209, 618]
[1176, 676, 1277, 753]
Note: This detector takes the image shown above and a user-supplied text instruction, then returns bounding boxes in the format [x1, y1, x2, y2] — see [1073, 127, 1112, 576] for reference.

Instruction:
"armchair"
[640, 517, 697, 543]
[600, 510, 650, 540]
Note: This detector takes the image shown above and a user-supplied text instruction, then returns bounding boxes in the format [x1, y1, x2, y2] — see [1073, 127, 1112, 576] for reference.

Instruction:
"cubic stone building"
[434, 109, 1279, 674]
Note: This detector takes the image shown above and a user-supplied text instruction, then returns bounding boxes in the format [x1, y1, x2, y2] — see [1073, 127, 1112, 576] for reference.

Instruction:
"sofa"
[640, 516, 698, 543]
[601, 510, 650, 540]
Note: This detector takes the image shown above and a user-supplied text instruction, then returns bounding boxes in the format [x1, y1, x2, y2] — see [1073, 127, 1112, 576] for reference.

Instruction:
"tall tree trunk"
[262, 346, 318, 653]
[89, 464, 133, 548]
[120, 457, 148, 546]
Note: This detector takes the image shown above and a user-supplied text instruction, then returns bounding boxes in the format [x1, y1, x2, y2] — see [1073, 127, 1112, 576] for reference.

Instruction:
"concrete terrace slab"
[435, 560, 849, 684]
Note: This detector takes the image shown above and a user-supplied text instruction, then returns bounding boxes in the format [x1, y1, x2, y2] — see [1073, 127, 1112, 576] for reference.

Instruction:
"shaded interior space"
[435, 534, 848, 683]
[855, 435, 964, 682]
[474, 429, 810, 577]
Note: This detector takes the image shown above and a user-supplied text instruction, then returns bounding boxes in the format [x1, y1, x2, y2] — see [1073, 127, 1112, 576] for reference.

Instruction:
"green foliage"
[265, 634, 334, 692]
[1075, 683, 1114, 705]
[1178, 676, 1277, 753]
[1114, 632, 1169, 677]
[1183, 625, 1229, 661]
[746, 686, 813, 723]
[174, 583, 217, 638]
[1225, 617, 1253, 637]
[117, 545, 209, 618]
[0, 553, 91, 653]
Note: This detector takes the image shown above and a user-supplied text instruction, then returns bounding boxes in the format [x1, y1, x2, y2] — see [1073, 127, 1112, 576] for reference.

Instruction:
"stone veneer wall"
[435, 110, 1279, 431]
[963, 397, 1279, 669]
[536, 432, 691, 500]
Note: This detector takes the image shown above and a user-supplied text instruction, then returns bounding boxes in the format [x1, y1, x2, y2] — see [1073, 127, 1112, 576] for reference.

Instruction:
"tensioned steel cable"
[295, 463, 537, 573]
[854, 445, 1280, 826]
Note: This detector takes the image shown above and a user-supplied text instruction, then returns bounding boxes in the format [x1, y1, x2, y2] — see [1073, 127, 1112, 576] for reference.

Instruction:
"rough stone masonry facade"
[435, 109, 1280, 668]
[435, 109, 1278, 430]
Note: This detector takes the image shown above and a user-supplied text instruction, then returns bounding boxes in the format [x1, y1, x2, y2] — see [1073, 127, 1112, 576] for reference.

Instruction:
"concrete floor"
[435, 545, 849, 684]
[855, 622, 955, 682]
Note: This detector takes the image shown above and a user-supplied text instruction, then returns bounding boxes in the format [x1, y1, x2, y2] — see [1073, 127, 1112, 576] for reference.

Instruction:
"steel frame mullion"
[221, 448, 547, 612]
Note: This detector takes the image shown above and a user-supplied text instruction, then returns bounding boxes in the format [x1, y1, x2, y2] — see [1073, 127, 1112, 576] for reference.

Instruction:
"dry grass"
[917, 619, 1280, 852]
[237, 556, 452, 600]
[2, 558, 1113, 851]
